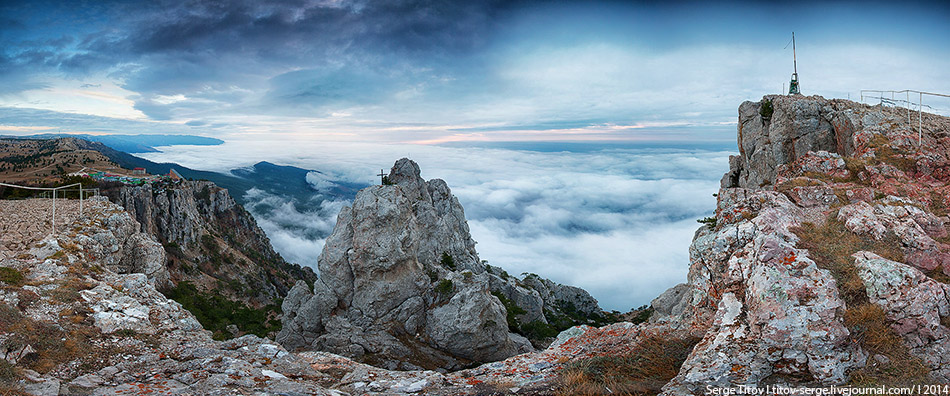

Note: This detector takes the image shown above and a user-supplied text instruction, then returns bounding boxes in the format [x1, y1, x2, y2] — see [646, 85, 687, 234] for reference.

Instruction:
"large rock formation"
[278, 159, 529, 370]
[278, 158, 607, 370]
[650, 95, 950, 393]
[108, 180, 315, 306]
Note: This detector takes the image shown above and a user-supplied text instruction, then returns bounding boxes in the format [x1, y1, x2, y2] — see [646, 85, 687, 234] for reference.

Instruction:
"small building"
[132, 167, 146, 175]
[168, 168, 183, 181]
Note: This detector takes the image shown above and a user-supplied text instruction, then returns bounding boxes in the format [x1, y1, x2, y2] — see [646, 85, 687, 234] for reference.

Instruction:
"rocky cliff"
[277, 158, 610, 371]
[647, 95, 950, 392]
[105, 180, 315, 307]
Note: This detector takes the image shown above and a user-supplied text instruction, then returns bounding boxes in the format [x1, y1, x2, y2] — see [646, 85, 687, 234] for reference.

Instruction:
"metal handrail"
[859, 89, 950, 146]
[0, 182, 90, 235]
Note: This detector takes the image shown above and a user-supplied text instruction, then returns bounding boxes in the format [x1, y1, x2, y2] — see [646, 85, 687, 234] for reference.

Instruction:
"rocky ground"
[0, 199, 88, 261]
[0, 196, 624, 395]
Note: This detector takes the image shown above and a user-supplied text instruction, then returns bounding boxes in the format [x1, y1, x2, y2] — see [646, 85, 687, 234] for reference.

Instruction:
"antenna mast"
[788, 32, 800, 95]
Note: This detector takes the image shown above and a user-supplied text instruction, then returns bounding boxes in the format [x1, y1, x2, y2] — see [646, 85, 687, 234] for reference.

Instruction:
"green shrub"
[520, 320, 558, 340]
[0, 267, 24, 286]
[491, 291, 526, 332]
[696, 217, 717, 227]
[163, 281, 280, 339]
[630, 306, 654, 325]
[434, 279, 453, 296]
[201, 234, 217, 252]
[439, 252, 456, 270]
[114, 329, 137, 337]
[760, 99, 774, 119]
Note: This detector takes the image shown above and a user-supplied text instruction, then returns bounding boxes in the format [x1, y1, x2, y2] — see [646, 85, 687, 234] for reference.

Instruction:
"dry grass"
[930, 191, 949, 217]
[776, 176, 830, 192]
[845, 305, 930, 386]
[0, 302, 97, 375]
[793, 214, 931, 385]
[842, 157, 869, 184]
[47, 278, 94, 303]
[0, 359, 30, 396]
[792, 216, 904, 307]
[556, 336, 700, 396]
[867, 135, 917, 173]
[928, 269, 950, 285]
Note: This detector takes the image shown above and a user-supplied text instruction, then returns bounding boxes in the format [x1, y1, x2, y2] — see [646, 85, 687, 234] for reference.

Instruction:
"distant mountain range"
[3, 134, 223, 153]
[83, 139, 364, 205]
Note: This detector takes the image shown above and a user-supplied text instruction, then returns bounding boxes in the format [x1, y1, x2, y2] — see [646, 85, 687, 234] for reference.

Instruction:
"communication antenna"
[787, 32, 800, 95]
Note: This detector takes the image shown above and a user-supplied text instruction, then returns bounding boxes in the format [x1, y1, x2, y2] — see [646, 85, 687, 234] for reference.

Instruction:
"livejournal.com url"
[704, 384, 950, 395]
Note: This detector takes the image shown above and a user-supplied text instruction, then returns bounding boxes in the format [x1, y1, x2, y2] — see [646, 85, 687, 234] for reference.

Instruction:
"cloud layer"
[141, 139, 730, 311]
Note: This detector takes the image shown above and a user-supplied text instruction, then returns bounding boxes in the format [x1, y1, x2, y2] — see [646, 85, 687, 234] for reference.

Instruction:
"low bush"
[0, 267, 24, 286]
[439, 252, 456, 270]
[163, 281, 281, 340]
[557, 336, 700, 396]
[434, 279, 453, 296]
[760, 99, 774, 119]
[490, 291, 526, 332]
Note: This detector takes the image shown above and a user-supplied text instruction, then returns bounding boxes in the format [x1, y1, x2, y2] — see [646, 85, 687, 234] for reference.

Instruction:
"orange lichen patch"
[780, 253, 797, 267]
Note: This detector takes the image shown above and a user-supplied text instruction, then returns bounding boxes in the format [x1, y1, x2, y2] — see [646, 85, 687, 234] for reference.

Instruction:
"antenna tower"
[788, 32, 800, 95]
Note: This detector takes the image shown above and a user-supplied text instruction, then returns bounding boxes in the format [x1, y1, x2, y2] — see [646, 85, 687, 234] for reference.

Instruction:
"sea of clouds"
[140, 139, 732, 311]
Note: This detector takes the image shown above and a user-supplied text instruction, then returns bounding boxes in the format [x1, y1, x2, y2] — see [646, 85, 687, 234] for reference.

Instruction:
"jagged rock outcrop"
[278, 158, 607, 370]
[723, 95, 871, 189]
[108, 180, 315, 306]
[278, 159, 533, 370]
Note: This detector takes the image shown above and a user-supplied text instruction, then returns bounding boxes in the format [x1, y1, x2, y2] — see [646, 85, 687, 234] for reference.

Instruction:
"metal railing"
[0, 182, 97, 235]
[860, 89, 950, 146]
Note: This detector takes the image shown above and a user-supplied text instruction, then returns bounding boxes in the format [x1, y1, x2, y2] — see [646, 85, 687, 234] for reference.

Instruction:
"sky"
[1, 1, 949, 310]
[1, 0, 948, 141]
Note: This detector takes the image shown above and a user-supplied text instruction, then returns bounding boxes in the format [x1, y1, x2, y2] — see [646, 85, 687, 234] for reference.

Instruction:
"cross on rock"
[377, 169, 387, 185]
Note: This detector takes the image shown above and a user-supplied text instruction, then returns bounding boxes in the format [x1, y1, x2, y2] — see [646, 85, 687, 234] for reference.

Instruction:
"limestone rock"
[279, 158, 538, 369]
[113, 180, 314, 304]
[724, 96, 860, 188]
[853, 252, 950, 381]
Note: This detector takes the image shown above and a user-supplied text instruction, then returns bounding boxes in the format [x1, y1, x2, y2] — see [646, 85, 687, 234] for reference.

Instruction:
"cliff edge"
[650, 95, 950, 393]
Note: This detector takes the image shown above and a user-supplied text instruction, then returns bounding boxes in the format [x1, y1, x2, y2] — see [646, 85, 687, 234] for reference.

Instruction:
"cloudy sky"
[2, 1, 949, 310]
[1, 0, 948, 140]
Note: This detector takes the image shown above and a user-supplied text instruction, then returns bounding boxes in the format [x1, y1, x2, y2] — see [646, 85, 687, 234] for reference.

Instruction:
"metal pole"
[792, 32, 797, 75]
[907, 91, 910, 123]
[79, 184, 83, 216]
[919, 92, 923, 146]
[52, 188, 56, 235]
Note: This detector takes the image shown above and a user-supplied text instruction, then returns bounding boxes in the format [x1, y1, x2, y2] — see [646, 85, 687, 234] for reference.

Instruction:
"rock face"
[108, 180, 315, 306]
[278, 159, 531, 370]
[652, 95, 950, 393]
[278, 158, 606, 370]
[1, 197, 171, 289]
[723, 95, 869, 189]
